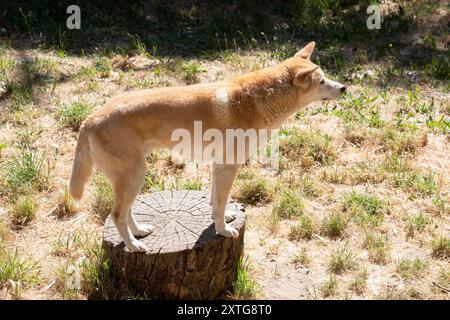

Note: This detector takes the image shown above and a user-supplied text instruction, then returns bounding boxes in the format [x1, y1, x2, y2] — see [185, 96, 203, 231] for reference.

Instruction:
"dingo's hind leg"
[110, 160, 149, 252]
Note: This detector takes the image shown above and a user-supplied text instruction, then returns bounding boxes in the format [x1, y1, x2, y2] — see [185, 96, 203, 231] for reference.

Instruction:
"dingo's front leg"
[211, 163, 240, 238]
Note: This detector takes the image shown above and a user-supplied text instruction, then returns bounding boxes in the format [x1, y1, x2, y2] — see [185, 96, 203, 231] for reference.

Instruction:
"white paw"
[216, 224, 239, 239]
[126, 239, 149, 252]
[225, 210, 237, 222]
[132, 224, 154, 237]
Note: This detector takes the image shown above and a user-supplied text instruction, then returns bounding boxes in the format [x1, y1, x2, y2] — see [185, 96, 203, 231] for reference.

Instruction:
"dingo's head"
[291, 42, 346, 106]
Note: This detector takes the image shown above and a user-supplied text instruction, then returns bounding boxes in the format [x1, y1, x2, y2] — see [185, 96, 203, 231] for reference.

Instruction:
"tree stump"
[102, 190, 246, 299]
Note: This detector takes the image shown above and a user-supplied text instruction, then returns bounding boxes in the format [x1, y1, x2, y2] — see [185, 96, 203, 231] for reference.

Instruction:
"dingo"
[69, 42, 346, 252]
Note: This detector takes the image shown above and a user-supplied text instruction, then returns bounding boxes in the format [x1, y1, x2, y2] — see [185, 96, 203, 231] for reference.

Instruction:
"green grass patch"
[396, 258, 428, 279]
[363, 232, 391, 264]
[342, 191, 386, 227]
[0, 243, 40, 294]
[231, 257, 259, 299]
[328, 246, 356, 275]
[11, 195, 38, 225]
[321, 212, 348, 239]
[3, 149, 51, 199]
[92, 175, 114, 221]
[288, 214, 316, 240]
[272, 189, 303, 219]
[57, 100, 93, 131]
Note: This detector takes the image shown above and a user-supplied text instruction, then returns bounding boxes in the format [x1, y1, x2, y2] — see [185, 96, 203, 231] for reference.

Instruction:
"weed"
[289, 215, 316, 240]
[272, 189, 303, 219]
[231, 257, 259, 299]
[363, 232, 391, 264]
[57, 100, 93, 131]
[11, 195, 38, 225]
[321, 212, 348, 238]
[396, 258, 428, 279]
[328, 246, 356, 274]
[92, 175, 114, 221]
[431, 234, 450, 259]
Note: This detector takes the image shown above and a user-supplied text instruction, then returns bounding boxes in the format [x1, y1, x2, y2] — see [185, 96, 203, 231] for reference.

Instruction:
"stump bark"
[102, 190, 246, 299]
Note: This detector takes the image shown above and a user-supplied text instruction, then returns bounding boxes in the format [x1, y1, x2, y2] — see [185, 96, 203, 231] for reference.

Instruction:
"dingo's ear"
[293, 66, 319, 88]
[294, 41, 316, 59]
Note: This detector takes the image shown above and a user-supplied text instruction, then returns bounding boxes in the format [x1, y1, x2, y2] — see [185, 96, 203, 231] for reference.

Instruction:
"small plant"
[289, 215, 316, 240]
[92, 175, 114, 221]
[321, 212, 348, 238]
[291, 248, 310, 267]
[392, 170, 438, 199]
[181, 179, 202, 190]
[3, 149, 51, 198]
[234, 171, 271, 206]
[363, 232, 391, 264]
[57, 100, 93, 131]
[54, 187, 77, 218]
[349, 269, 368, 294]
[320, 276, 338, 298]
[280, 128, 336, 169]
[0, 244, 40, 292]
[431, 234, 450, 259]
[343, 191, 386, 227]
[272, 189, 303, 219]
[58, 241, 110, 299]
[11, 195, 38, 225]
[403, 212, 429, 237]
[328, 246, 356, 274]
[231, 257, 259, 299]
[181, 61, 206, 83]
[396, 258, 428, 279]
[94, 58, 111, 78]
[377, 126, 427, 156]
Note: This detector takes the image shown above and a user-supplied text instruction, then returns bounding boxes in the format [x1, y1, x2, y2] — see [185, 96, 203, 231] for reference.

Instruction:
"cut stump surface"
[102, 190, 246, 299]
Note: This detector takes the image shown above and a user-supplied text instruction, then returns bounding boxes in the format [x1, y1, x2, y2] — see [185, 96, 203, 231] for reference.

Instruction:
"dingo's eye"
[320, 79, 325, 84]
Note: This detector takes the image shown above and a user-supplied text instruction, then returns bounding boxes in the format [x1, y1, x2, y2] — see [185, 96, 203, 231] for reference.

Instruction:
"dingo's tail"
[69, 126, 93, 200]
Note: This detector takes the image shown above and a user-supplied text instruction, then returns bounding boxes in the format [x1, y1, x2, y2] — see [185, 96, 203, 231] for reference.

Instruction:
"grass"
[291, 248, 310, 267]
[181, 61, 206, 84]
[328, 246, 356, 275]
[180, 179, 202, 191]
[231, 257, 259, 299]
[342, 191, 386, 227]
[272, 189, 303, 219]
[54, 187, 77, 218]
[58, 242, 110, 299]
[92, 175, 114, 221]
[3, 149, 51, 199]
[392, 170, 439, 199]
[349, 269, 368, 295]
[321, 212, 348, 239]
[403, 212, 429, 237]
[430, 234, 450, 259]
[11, 195, 38, 225]
[4, 82, 34, 110]
[288, 214, 316, 241]
[279, 128, 336, 170]
[234, 170, 272, 206]
[396, 258, 428, 279]
[0, 243, 40, 294]
[320, 276, 338, 298]
[57, 100, 93, 131]
[376, 126, 427, 156]
[363, 232, 391, 264]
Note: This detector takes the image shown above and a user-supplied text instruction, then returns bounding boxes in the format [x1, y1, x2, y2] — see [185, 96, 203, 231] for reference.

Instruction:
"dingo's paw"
[127, 239, 149, 252]
[225, 210, 237, 222]
[216, 224, 239, 239]
[132, 224, 154, 237]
